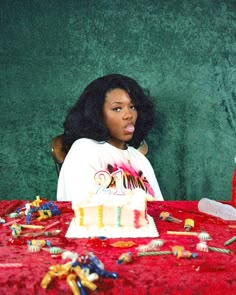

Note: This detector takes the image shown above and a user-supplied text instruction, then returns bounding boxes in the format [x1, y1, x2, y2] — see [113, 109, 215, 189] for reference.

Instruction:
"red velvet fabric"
[0, 200, 236, 295]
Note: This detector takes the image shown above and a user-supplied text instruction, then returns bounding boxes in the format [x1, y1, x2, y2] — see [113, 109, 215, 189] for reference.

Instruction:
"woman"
[57, 74, 163, 202]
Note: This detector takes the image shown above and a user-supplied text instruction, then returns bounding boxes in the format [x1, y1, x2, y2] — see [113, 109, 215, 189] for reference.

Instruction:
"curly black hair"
[62, 74, 155, 152]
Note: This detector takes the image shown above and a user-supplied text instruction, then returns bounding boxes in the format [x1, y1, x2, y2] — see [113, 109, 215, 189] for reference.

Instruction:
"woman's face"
[102, 88, 138, 149]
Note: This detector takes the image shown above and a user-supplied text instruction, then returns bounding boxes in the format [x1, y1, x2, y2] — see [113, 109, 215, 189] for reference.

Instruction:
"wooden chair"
[51, 134, 66, 176]
[51, 134, 148, 176]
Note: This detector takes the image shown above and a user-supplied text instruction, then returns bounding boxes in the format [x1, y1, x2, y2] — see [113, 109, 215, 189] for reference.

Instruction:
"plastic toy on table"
[41, 251, 118, 295]
[15, 196, 43, 215]
[172, 245, 198, 259]
[41, 261, 97, 295]
[159, 212, 182, 223]
[184, 218, 194, 231]
[10, 223, 45, 238]
[27, 239, 51, 248]
[14, 197, 60, 224]
[27, 202, 60, 224]
[117, 252, 132, 264]
[10, 223, 22, 238]
[85, 252, 118, 279]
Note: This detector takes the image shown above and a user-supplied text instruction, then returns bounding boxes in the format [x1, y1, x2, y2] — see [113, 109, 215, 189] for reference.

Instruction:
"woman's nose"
[123, 108, 133, 119]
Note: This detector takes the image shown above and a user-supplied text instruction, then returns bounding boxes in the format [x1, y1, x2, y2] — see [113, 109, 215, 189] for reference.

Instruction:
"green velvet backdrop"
[1, 0, 236, 201]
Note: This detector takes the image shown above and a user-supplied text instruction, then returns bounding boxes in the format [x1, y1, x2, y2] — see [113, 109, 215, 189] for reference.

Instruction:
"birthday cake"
[66, 188, 159, 238]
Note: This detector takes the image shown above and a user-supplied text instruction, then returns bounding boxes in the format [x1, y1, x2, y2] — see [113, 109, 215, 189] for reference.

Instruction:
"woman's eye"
[130, 105, 136, 110]
[113, 107, 122, 112]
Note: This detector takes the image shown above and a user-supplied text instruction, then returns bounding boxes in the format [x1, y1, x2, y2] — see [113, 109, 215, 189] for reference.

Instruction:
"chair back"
[138, 140, 148, 156]
[51, 135, 148, 176]
[51, 134, 66, 176]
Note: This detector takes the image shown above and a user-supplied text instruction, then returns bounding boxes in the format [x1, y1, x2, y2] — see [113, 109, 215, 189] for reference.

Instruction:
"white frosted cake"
[66, 188, 159, 238]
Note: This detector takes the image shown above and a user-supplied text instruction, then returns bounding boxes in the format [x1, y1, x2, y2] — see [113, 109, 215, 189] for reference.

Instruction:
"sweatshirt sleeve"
[57, 139, 101, 202]
[142, 156, 164, 201]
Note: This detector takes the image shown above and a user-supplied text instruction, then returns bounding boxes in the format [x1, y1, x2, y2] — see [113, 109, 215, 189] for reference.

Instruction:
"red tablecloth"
[0, 200, 236, 295]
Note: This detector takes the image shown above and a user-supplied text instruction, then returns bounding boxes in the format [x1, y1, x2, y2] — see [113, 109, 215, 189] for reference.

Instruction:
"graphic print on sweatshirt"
[102, 163, 155, 197]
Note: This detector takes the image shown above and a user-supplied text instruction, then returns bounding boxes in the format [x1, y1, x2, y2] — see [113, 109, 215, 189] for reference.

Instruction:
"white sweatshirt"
[57, 138, 163, 202]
